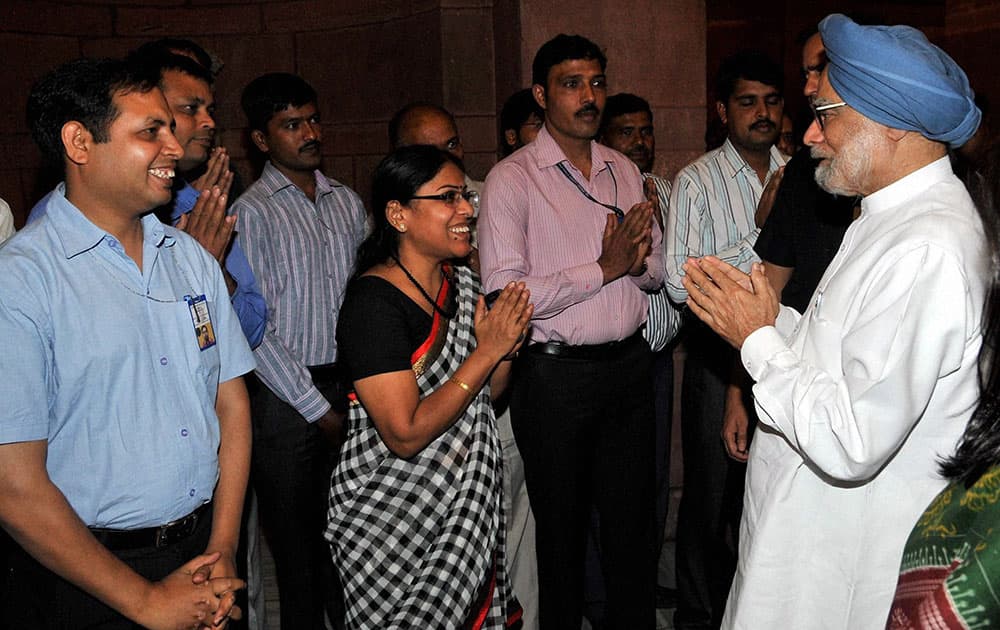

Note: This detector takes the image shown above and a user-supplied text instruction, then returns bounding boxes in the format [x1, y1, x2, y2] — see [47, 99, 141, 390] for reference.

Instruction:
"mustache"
[299, 140, 322, 153]
[751, 120, 776, 131]
[575, 103, 600, 117]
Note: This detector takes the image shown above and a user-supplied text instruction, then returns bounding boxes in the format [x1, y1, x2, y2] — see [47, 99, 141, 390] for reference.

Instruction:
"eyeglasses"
[810, 101, 847, 131]
[410, 189, 480, 208]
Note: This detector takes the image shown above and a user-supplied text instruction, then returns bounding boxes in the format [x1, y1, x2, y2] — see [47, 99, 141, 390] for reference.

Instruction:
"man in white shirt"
[664, 51, 786, 630]
[682, 14, 985, 629]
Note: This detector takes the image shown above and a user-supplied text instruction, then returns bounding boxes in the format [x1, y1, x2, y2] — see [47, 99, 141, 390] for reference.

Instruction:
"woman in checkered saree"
[328, 146, 532, 629]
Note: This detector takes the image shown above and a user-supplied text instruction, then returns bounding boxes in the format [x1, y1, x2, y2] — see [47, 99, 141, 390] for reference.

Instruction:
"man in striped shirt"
[479, 34, 661, 629]
[234, 73, 367, 630]
[664, 51, 786, 630]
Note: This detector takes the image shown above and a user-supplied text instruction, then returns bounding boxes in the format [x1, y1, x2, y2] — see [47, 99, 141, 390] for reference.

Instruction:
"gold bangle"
[450, 377, 472, 394]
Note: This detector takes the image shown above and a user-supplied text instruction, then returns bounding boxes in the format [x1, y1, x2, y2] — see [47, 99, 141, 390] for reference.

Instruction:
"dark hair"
[240, 72, 317, 133]
[940, 142, 1000, 486]
[714, 50, 784, 104]
[388, 102, 456, 150]
[531, 34, 607, 88]
[127, 48, 213, 87]
[499, 89, 544, 155]
[353, 145, 461, 278]
[600, 93, 652, 136]
[26, 57, 158, 167]
[134, 38, 214, 74]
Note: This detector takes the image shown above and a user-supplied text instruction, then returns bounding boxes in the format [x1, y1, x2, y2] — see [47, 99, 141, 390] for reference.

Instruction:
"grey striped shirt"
[235, 161, 368, 421]
[664, 138, 786, 303]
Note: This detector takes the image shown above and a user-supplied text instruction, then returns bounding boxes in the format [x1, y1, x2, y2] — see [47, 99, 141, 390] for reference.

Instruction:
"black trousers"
[673, 324, 748, 630]
[0, 508, 211, 629]
[511, 334, 655, 630]
[248, 376, 342, 630]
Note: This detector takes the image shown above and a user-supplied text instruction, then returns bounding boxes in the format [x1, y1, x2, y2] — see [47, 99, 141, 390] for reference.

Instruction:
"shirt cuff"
[565, 262, 606, 299]
[292, 387, 332, 422]
[740, 325, 787, 381]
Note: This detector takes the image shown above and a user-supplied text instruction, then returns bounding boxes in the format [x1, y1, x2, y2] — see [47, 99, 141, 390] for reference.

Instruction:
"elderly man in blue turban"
[676, 13, 987, 629]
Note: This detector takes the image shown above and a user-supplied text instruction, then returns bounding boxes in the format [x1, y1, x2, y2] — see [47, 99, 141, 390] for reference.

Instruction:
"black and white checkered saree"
[327, 266, 521, 629]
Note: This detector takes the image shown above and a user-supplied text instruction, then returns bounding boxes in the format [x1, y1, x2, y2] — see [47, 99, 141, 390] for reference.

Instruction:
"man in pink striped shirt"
[478, 33, 662, 630]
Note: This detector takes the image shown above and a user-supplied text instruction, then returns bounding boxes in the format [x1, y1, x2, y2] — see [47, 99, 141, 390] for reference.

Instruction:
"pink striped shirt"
[479, 125, 663, 346]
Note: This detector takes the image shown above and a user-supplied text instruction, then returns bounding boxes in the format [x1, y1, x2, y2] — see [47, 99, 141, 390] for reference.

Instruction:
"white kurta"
[723, 157, 989, 629]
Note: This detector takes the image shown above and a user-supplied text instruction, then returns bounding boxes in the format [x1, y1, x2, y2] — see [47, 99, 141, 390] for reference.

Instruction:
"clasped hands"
[475, 282, 533, 362]
[597, 200, 656, 285]
[681, 256, 779, 349]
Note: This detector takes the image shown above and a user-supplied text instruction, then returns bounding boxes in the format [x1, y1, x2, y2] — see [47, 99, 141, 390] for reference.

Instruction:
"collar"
[717, 138, 786, 179]
[46, 183, 173, 259]
[862, 156, 954, 216]
[532, 124, 618, 177]
[259, 161, 341, 199]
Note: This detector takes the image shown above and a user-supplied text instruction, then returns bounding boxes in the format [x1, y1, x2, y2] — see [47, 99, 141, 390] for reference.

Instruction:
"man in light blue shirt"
[27, 48, 268, 350]
[0, 57, 255, 629]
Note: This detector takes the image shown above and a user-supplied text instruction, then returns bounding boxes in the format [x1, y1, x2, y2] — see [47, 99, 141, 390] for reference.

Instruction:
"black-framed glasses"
[810, 101, 847, 131]
[410, 189, 480, 208]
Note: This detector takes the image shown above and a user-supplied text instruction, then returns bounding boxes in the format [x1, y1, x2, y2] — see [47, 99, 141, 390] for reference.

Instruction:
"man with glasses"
[479, 33, 661, 629]
[389, 102, 484, 200]
[233, 73, 367, 630]
[500, 88, 545, 156]
[681, 14, 984, 628]
[664, 50, 786, 630]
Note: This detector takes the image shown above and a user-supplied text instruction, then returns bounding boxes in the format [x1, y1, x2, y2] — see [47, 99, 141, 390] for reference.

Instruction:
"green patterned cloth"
[888, 466, 1000, 629]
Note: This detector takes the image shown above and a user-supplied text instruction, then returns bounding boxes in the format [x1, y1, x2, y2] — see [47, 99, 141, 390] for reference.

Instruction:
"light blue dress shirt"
[1, 185, 256, 529]
[171, 181, 267, 348]
[29, 182, 268, 348]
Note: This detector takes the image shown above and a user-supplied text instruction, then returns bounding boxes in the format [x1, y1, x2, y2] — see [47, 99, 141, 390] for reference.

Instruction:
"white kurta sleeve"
[740, 243, 976, 482]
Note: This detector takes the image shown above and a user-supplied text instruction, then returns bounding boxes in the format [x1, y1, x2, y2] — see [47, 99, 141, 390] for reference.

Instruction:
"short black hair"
[240, 72, 317, 133]
[500, 89, 544, 133]
[531, 34, 607, 88]
[714, 50, 784, 105]
[388, 102, 455, 150]
[128, 48, 213, 87]
[27, 57, 159, 167]
[600, 93, 652, 136]
[134, 38, 214, 74]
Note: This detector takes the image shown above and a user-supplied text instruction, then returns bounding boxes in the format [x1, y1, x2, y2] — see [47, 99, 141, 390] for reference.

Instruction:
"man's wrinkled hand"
[681, 257, 779, 348]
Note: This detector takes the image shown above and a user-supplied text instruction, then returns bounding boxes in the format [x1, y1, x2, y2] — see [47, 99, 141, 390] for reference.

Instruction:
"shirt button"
[189, 489, 196, 497]
[180, 428, 189, 437]
[160, 357, 168, 366]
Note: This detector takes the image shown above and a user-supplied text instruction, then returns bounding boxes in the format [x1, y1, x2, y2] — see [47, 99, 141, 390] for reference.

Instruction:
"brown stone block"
[116, 6, 263, 37]
[261, 0, 410, 33]
[351, 153, 384, 210]
[0, 34, 82, 135]
[652, 106, 705, 154]
[81, 37, 149, 59]
[0, 133, 44, 171]
[463, 151, 495, 182]
[455, 115, 497, 153]
[440, 8, 495, 114]
[324, 122, 390, 157]
[202, 34, 297, 130]
[217, 128, 251, 160]
[1, 1, 111, 36]
[297, 16, 443, 124]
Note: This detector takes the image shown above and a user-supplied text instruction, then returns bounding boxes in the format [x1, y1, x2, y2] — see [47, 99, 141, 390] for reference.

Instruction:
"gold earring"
[397, 223, 407, 233]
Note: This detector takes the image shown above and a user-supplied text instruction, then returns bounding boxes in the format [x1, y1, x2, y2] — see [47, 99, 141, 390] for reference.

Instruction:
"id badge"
[186, 294, 216, 351]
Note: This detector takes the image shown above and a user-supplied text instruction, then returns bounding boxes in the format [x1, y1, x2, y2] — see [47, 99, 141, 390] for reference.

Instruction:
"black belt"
[89, 502, 211, 551]
[308, 362, 341, 386]
[528, 331, 642, 361]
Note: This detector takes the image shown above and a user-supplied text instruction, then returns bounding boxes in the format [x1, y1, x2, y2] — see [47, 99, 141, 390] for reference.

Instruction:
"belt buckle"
[154, 510, 198, 548]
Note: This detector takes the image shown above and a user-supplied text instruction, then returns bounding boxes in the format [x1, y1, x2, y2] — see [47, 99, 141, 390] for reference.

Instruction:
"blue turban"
[819, 13, 980, 148]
